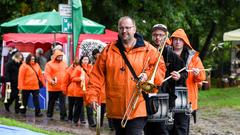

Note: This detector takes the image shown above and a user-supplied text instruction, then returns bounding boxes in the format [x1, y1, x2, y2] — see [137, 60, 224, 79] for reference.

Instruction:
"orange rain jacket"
[44, 50, 67, 91]
[68, 65, 90, 97]
[86, 36, 166, 120]
[18, 62, 45, 90]
[82, 63, 106, 104]
[170, 29, 206, 110]
[62, 65, 76, 96]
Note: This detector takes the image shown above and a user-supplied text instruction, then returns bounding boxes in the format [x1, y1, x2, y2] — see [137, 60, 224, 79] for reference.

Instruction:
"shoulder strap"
[116, 43, 139, 81]
[29, 65, 40, 81]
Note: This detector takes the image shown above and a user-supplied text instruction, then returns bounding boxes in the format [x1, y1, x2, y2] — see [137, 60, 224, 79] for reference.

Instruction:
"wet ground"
[0, 102, 239, 135]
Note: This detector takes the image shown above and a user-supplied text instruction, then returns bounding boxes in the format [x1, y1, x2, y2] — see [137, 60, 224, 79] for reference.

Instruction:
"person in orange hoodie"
[18, 53, 45, 117]
[86, 16, 166, 135]
[170, 28, 206, 135]
[44, 50, 68, 120]
[62, 58, 79, 122]
[79, 55, 97, 127]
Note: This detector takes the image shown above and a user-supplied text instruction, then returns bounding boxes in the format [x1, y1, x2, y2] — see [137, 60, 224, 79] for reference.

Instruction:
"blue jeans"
[112, 117, 147, 135]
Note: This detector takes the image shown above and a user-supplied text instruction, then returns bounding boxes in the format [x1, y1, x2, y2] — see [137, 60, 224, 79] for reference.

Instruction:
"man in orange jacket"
[45, 50, 68, 121]
[86, 16, 166, 135]
[170, 28, 206, 135]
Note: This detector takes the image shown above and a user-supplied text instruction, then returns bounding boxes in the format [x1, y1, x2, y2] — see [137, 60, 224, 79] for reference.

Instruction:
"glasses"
[152, 33, 165, 37]
[118, 26, 134, 31]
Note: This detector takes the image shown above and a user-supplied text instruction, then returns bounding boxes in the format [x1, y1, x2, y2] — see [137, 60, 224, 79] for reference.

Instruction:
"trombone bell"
[140, 82, 156, 93]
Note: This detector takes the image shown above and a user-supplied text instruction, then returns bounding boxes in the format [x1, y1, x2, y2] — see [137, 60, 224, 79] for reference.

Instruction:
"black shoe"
[110, 127, 115, 131]
[47, 116, 53, 120]
[4, 105, 10, 112]
[90, 124, 96, 127]
[35, 113, 43, 117]
[60, 117, 68, 121]
[81, 120, 86, 124]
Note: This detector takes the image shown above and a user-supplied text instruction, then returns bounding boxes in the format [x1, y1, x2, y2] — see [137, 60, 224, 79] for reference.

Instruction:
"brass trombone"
[121, 58, 150, 128]
[121, 33, 168, 128]
[4, 83, 11, 103]
[140, 32, 168, 93]
[18, 90, 25, 109]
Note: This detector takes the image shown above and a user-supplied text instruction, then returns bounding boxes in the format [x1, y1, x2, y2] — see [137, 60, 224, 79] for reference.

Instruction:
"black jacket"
[159, 45, 188, 109]
[4, 59, 22, 92]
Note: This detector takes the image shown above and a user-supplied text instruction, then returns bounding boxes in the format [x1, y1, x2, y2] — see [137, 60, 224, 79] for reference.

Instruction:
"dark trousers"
[172, 112, 190, 135]
[80, 103, 85, 122]
[101, 103, 114, 128]
[144, 121, 170, 135]
[21, 90, 41, 115]
[80, 105, 95, 125]
[112, 117, 147, 135]
[100, 103, 106, 126]
[47, 91, 67, 119]
[68, 96, 74, 121]
[86, 105, 95, 125]
[72, 97, 84, 123]
[4, 89, 20, 113]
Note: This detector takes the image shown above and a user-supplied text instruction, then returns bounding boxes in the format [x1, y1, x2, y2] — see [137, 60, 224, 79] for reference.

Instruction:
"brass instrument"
[18, 90, 25, 109]
[121, 79, 144, 128]
[140, 32, 169, 93]
[4, 83, 11, 103]
[121, 58, 151, 128]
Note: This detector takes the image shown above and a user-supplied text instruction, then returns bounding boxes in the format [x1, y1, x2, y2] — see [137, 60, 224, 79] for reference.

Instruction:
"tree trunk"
[199, 21, 217, 61]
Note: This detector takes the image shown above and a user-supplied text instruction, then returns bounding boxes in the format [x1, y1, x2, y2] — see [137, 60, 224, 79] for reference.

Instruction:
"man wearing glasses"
[86, 16, 166, 135]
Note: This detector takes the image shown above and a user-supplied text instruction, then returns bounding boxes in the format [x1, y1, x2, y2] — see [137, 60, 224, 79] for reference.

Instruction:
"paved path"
[0, 124, 45, 135]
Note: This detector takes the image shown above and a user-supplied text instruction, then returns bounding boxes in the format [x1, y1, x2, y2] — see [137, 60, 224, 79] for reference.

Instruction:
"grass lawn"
[0, 117, 70, 135]
[199, 87, 240, 109]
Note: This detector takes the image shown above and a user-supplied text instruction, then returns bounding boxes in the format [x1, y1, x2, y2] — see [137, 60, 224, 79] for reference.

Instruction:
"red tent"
[2, 29, 118, 54]
[3, 33, 67, 53]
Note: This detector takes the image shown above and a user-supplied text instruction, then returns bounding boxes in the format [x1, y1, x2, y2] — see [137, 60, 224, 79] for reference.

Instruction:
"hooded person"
[144, 24, 188, 135]
[44, 50, 68, 120]
[170, 28, 206, 135]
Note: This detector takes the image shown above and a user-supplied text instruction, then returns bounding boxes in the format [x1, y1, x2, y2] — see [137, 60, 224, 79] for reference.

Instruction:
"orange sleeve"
[193, 56, 206, 82]
[86, 48, 107, 104]
[145, 48, 166, 86]
[71, 67, 82, 82]
[37, 63, 46, 87]
[18, 64, 26, 90]
[44, 62, 53, 83]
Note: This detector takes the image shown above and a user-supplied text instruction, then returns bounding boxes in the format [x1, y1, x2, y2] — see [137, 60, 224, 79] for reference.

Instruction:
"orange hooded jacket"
[44, 50, 67, 91]
[62, 65, 76, 96]
[68, 65, 90, 97]
[170, 29, 206, 110]
[18, 62, 45, 90]
[86, 40, 166, 120]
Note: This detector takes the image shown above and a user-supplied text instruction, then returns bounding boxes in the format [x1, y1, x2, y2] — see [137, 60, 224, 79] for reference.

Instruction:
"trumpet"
[140, 32, 168, 93]
[4, 83, 11, 103]
[18, 90, 25, 109]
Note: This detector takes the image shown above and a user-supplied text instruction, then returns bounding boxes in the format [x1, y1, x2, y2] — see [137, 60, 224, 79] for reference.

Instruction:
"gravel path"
[1, 106, 239, 135]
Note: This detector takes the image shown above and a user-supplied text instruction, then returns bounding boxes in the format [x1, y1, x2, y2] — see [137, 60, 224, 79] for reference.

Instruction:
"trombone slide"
[121, 89, 142, 128]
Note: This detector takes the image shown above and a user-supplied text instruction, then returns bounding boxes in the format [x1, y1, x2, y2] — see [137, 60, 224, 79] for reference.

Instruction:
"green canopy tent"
[0, 10, 105, 34]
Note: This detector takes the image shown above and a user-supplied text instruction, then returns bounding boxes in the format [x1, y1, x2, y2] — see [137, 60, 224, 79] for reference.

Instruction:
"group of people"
[87, 16, 206, 135]
[3, 15, 206, 135]
[3, 44, 114, 128]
